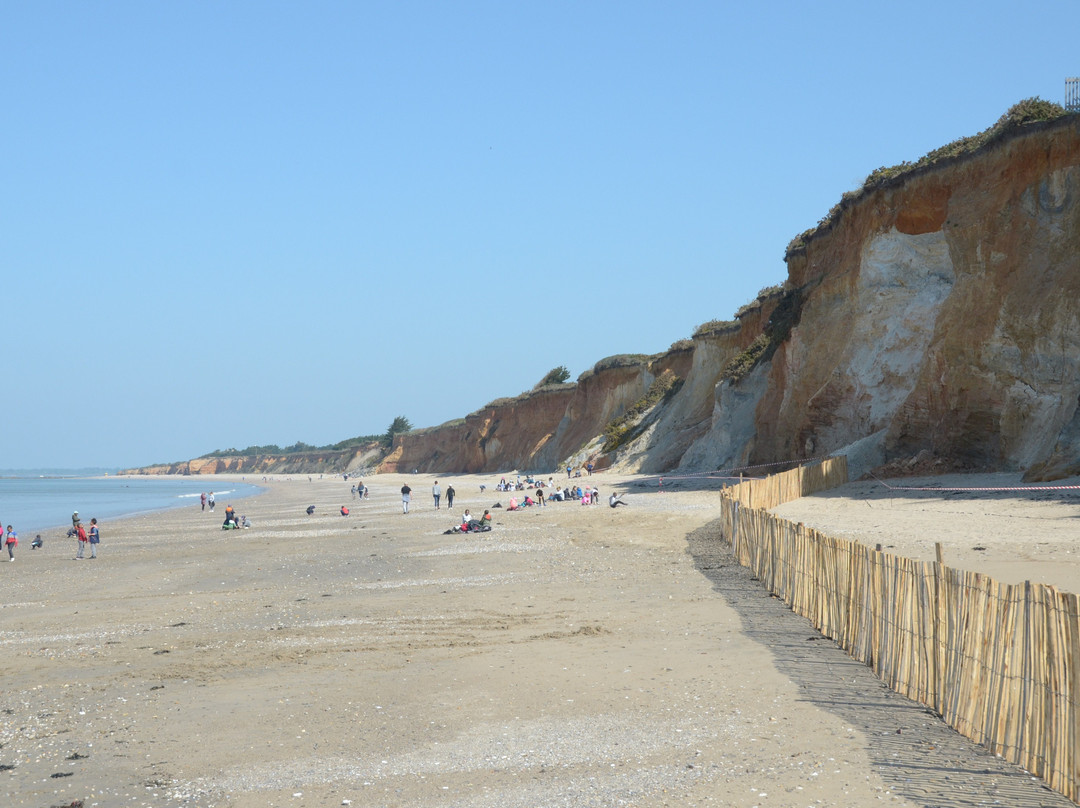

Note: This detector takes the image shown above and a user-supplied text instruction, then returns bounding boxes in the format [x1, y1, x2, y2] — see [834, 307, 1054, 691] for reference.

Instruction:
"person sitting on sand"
[482, 509, 492, 524]
[609, 493, 627, 508]
[507, 497, 518, 511]
[461, 509, 472, 526]
[31, 534, 43, 549]
[340, 506, 349, 516]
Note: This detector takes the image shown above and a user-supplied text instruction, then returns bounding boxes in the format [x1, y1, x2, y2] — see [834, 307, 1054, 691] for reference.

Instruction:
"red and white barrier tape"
[871, 474, 1080, 493]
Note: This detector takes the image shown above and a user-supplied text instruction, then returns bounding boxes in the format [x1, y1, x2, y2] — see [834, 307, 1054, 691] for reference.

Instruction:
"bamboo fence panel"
[715, 457, 1080, 803]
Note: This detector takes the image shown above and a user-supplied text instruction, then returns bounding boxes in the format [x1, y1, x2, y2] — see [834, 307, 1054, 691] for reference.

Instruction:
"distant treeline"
[199, 435, 382, 458]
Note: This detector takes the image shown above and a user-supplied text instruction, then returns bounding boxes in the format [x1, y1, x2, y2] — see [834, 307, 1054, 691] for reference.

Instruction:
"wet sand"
[0, 472, 1071, 807]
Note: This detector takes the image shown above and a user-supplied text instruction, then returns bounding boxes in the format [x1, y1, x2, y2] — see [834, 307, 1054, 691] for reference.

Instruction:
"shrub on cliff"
[577, 354, 652, 381]
[692, 319, 739, 338]
[382, 415, 413, 448]
[602, 370, 684, 453]
[534, 366, 571, 388]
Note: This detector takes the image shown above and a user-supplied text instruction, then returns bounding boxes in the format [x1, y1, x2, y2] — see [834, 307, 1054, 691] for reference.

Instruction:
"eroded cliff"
[627, 112, 1080, 480]
[128, 110, 1080, 480]
[388, 112, 1080, 479]
[126, 443, 383, 476]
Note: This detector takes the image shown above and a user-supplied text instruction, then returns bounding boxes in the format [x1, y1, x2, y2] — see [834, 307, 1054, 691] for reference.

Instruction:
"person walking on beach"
[208, 492, 216, 512]
[88, 518, 100, 559]
[5, 526, 17, 561]
[432, 481, 441, 510]
[401, 483, 412, 514]
[200, 492, 207, 511]
[445, 484, 455, 510]
[74, 522, 88, 559]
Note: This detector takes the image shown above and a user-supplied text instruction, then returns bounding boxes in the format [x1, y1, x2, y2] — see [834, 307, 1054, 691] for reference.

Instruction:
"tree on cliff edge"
[535, 366, 571, 388]
[383, 415, 413, 448]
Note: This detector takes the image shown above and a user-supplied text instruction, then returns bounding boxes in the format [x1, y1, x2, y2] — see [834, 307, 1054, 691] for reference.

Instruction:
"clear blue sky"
[3, 1, 1077, 469]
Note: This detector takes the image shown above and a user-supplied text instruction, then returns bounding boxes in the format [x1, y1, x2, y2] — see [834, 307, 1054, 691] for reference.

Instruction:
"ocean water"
[0, 476, 263, 535]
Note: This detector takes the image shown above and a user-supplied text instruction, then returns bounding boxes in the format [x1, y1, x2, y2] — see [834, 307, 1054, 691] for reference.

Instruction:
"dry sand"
[772, 472, 1080, 593]
[0, 472, 1072, 808]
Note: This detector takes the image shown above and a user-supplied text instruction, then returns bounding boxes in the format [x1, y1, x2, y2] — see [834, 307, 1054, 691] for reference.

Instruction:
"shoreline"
[0, 471, 1071, 807]
[0, 474, 265, 538]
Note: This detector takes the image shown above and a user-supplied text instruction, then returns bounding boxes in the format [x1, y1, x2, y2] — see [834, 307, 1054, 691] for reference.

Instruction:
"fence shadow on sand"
[687, 519, 1074, 808]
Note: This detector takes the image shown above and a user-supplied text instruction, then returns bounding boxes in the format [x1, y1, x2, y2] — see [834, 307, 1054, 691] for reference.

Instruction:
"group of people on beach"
[69, 511, 100, 559]
[395, 466, 627, 531]
[221, 504, 250, 530]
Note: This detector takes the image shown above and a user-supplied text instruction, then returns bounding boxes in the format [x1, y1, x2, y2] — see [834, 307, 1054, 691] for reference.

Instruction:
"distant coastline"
[0, 467, 121, 478]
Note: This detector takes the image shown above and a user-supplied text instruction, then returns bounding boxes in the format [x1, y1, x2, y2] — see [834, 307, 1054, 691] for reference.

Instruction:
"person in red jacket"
[74, 523, 88, 559]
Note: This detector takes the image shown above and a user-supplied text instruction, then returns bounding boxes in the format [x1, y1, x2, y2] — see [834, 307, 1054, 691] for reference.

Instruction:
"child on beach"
[88, 518, 99, 559]
[75, 523, 88, 559]
[5, 526, 17, 561]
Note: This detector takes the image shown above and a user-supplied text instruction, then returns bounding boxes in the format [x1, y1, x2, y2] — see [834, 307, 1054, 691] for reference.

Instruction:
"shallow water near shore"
[0, 475, 262, 535]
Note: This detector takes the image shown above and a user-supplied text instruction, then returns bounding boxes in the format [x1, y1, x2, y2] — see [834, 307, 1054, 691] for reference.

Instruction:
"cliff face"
[758, 117, 1080, 479]
[129, 115, 1080, 480]
[634, 115, 1080, 480]
[124, 444, 382, 476]
[381, 351, 694, 474]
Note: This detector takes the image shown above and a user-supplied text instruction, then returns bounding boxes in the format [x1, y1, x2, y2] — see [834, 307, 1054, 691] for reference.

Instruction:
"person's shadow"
[687, 519, 1074, 808]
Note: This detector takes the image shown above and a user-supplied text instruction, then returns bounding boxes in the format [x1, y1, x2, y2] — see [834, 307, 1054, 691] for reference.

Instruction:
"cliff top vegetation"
[785, 97, 1076, 258]
[199, 434, 383, 458]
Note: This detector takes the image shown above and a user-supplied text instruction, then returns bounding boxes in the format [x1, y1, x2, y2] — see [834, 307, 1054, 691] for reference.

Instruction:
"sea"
[0, 475, 264, 535]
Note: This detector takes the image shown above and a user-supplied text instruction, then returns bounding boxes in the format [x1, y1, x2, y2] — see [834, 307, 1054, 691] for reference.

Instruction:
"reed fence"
[718, 456, 1080, 803]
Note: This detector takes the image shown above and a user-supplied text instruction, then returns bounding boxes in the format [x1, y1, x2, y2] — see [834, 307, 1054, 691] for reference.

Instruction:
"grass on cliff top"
[691, 283, 788, 339]
[200, 434, 382, 458]
[785, 97, 1074, 257]
[577, 354, 653, 381]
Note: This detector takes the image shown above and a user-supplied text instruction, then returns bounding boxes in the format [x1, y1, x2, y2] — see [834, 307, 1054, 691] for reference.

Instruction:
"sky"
[3, 1, 1078, 469]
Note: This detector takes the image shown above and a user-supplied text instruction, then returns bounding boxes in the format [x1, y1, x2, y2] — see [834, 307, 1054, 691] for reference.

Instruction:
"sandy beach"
[0, 472, 1073, 808]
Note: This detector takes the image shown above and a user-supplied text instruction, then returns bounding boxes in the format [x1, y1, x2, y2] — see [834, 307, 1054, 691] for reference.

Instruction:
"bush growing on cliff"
[602, 371, 684, 453]
[577, 354, 652, 381]
[692, 319, 739, 338]
[721, 285, 804, 385]
[382, 415, 414, 448]
[534, 366, 571, 388]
